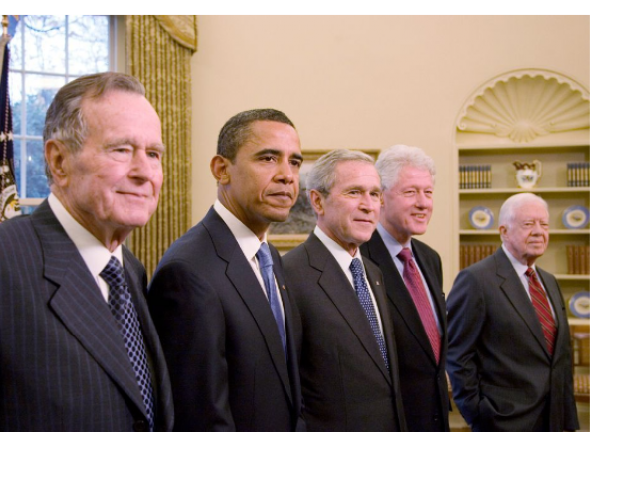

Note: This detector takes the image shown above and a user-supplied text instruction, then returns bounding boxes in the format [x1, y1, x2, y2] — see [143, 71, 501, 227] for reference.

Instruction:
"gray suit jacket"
[0, 201, 174, 431]
[283, 233, 406, 431]
[446, 247, 579, 432]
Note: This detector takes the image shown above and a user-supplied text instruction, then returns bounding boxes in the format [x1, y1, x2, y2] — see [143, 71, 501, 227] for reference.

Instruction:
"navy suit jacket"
[361, 231, 450, 431]
[446, 248, 579, 432]
[148, 207, 304, 431]
[283, 233, 406, 431]
[0, 201, 174, 431]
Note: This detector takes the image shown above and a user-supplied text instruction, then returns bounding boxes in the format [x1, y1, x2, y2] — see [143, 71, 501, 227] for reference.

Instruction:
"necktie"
[525, 267, 557, 355]
[349, 258, 389, 369]
[397, 248, 441, 363]
[256, 243, 287, 355]
[100, 256, 155, 431]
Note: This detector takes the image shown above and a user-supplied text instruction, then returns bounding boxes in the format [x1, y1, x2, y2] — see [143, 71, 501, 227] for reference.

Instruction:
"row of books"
[459, 244, 498, 270]
[567, 245, 590, 275]
[459, 165, 492, 189]
[567, 163, 590, 187]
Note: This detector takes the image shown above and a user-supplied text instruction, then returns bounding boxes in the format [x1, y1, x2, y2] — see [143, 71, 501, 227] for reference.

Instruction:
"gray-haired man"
[283, 149, 406, 431]
[361, 144, 449, 431]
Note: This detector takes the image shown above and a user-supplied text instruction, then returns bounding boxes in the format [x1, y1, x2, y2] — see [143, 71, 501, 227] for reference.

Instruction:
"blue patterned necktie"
[256, 243, 287, 355]
[100, 256, 155, 431]
[349, 258, 389, 369]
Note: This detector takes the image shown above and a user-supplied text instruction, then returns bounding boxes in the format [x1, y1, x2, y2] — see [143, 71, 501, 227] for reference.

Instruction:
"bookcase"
[453, 69, 590, 331]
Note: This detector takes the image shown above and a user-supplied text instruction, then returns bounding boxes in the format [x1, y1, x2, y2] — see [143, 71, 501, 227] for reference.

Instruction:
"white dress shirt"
[48, 193, 123, 303]
[501, 244, 557, 323]
[376, 223, 442, 334]
[314, 225, 385, 340]
[214, 201, 285, 325]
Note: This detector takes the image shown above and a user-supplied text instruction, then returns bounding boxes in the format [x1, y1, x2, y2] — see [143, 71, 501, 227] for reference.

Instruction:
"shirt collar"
[48, 193, 123, 279]
[214, 201, 265, 262]
[377, 222, 412, 258]
[314, 225, 363, 272]
[501, 243, 535, 277]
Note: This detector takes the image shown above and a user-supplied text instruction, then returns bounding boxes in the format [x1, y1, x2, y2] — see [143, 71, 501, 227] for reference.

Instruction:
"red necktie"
[525, 267, 557, 355]
[397, 248, 441, 363]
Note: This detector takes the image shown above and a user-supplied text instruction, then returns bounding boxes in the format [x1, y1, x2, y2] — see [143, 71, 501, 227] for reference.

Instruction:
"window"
[9, 15, 114, 206]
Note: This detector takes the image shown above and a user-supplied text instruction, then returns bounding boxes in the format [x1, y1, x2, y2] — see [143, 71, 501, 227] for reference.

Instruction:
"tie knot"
[525, 267, 536, 278]
[349, 257, 365, 278]
[100, 256, 126, 288]
[256, 242, 273, 268]
[397, 248, 413, 264]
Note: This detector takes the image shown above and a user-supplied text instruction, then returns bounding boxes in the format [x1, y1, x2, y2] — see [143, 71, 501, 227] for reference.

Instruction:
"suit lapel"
[123, 249, 174, 431]
[494, 248, 550, 358]
[306, 234, 391, 384]
[203, 209, 293, 404]
[32, 201, 147, 417]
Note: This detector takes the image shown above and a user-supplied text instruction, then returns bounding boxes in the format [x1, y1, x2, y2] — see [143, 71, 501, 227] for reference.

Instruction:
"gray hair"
[375, 144, 436, 190]
[217, 109, 295, 162]
[305, 149, 376, 198]
[499, 193, 549, 228]
[44, 72, 147, 181]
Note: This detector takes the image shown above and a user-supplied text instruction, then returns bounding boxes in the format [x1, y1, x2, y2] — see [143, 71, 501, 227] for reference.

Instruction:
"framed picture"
[270, 149, 379, 252]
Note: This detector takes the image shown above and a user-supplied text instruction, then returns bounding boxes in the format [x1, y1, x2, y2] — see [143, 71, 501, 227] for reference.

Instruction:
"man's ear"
[211, 155, 231, 184]
[45, 140, 71, 186]
[309, 189, 325, 216]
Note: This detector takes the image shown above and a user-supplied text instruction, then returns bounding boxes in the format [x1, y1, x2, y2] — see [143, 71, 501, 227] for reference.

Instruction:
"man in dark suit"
[283, 149, 406, 431]
[148, 109, 304, 431]
[361, 145, 449, 431]
[447, 193, 579, 432]
[0, 72, 173, 431]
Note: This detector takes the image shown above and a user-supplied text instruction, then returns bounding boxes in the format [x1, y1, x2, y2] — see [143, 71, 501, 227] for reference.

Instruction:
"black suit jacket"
[446, 247, 579, 432]
[0, 201, 174, 431]
[283, 233, 406, 431]
[148, 207, 304, 431]
[361, 231, 450, 431]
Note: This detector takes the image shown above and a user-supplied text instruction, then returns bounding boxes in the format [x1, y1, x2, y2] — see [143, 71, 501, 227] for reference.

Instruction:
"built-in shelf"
[460, 229, 590, 235]
[460, 187, 590, 194]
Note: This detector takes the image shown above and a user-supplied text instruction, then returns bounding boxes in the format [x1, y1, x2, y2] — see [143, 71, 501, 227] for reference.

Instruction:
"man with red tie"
[446, 193, 579, 431]
[361, 145, 450, 431]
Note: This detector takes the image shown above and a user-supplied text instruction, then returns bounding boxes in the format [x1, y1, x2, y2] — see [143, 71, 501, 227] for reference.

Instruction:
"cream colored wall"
[191, 15, 589, 291]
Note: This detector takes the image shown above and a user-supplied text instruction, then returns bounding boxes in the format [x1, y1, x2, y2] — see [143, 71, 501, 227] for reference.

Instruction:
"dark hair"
[217, 109, 295, 162]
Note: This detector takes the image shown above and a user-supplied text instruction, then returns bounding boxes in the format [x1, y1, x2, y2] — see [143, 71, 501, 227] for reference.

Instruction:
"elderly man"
[283, 149, 406, 431]
[148, 109, 305, 431]
[447, 193, 579, 431]
[361, 144, 449, 432]
[0, 72, 173, 431]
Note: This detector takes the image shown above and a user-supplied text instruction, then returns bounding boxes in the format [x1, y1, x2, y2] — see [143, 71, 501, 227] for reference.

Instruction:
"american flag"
[1, 23, 21, 223]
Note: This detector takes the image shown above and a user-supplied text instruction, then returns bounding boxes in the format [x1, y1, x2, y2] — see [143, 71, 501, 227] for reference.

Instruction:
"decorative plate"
[469, 206, 494, 230]
[569, 291, 590, 318]
[562, 205, 589, 229]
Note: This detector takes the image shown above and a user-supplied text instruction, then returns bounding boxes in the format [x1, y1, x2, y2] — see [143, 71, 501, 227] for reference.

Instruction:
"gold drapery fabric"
[126, 15, 195, 274]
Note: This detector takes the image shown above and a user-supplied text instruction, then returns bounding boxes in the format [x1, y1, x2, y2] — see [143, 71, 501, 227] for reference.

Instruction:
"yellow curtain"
[126, 15, 196, 275]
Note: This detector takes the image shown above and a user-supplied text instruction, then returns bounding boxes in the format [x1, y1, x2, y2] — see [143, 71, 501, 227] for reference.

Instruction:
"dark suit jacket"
[283, 232, 406, 431]
[446, 247, 579, 432]
[148, 207, 304, 431]
[0, 201, 174, 431]
[361, 231, 450, 431]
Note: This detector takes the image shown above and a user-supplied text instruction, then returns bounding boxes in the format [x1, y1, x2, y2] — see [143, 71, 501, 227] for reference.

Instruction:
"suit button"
[133, 420, 148, 432]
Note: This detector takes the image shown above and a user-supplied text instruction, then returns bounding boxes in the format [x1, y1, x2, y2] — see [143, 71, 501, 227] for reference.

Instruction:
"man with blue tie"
[0, 72, 173, 431]
[148, 109, 305, 431]
[283, 149, 406, 431]
[361, 144, 450, 431]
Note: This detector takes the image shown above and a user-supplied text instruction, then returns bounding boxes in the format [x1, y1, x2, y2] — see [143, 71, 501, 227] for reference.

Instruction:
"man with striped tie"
[447, 193, 579, 431]
[283, 149, 406, 431]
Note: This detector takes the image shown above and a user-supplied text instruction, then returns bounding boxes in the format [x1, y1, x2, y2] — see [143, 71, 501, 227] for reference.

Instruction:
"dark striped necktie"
[525, 267, 557, 355]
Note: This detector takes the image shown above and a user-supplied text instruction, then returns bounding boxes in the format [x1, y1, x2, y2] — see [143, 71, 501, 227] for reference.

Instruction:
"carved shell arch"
[456, 69, 590, 143]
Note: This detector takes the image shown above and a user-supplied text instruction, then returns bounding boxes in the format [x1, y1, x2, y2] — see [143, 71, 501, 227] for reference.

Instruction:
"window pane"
[8, 26, 23, 70]
[26, 140, 49, 198]
[68, 16, 110, 75]
[9, 71, 23, 135]
[25, 74, 65, 136]
[23, 15, 67, 74]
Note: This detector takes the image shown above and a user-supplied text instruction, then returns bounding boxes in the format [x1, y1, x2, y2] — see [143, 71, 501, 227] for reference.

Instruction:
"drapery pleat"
[126, 15, 194, 275]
